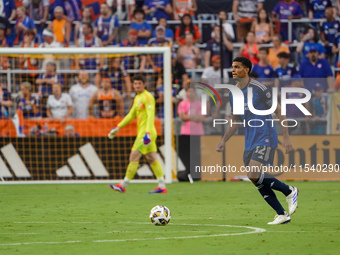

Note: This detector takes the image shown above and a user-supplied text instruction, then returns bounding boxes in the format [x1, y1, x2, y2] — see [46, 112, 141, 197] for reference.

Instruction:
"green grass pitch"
[0, 181, 339, 255]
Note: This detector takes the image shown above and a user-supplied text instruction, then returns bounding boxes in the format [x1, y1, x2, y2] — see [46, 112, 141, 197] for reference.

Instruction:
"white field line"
[0, 223, 266, 246]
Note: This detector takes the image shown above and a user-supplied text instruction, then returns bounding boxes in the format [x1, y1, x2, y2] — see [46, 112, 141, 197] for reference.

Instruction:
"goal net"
[0, 47, 173, 184]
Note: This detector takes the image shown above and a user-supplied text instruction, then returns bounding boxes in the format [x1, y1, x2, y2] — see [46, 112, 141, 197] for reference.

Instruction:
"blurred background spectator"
[94, 2, 119, 46]
[89, 77, 124, 118]
[74, 6, 93, 43]
[129, 8, 151, 46]
[173, 0, 197, 20]
[233, 0, 263, 42]
[14, 6, 36, 45]
[251, 8, 273, 44]
[69, 71, 98, 119]
[238, 31, 259, 64]
[175, 14, 200, 45]
[143, 0, 173, 21]
[48, 6, 71, 46]
[46, 83, 73, 123]
[152, 17, 174, 40]
[17, 82, 40, 119]
[64, 124, 80, 137]
[267, 34, 290, 68]
[177, 33, 201, 71]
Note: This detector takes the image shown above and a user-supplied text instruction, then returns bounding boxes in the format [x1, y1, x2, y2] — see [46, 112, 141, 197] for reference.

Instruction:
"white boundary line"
[0, 222, 266, 246]
[0, 180, 158, 185]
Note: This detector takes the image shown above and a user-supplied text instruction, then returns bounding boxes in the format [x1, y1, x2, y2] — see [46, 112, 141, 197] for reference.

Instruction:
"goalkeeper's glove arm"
[108, 126, 120, 139]
[143, 132, 151, 147]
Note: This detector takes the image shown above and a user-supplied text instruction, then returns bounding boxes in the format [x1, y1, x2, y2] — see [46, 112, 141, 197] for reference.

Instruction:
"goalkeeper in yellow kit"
[108, 74, 166, 193]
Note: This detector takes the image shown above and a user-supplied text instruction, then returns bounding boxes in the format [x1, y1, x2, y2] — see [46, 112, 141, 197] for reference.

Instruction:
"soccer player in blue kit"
[216, 57, 299, 225]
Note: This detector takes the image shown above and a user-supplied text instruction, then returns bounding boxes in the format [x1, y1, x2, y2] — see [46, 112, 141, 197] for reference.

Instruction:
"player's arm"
[216, 114, 240, 152]
[117, 100, 137, 128]
[143, 95, 156, 146]
[274, 103, 293, 154]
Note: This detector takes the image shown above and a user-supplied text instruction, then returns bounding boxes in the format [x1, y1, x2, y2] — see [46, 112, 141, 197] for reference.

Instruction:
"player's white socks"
[121, 177, 130, 188]
[158, 177, 166, 188]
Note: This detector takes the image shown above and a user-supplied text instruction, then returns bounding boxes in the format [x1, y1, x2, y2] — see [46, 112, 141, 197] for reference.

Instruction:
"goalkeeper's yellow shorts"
[132, 134, 157, 155]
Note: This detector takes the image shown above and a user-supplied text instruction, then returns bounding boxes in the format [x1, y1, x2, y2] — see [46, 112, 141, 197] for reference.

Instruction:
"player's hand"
[216, 141, 225, 152]
[282, 136, 293, 154]
[108, 126, 120, 139]
[143, 132, 151, 147]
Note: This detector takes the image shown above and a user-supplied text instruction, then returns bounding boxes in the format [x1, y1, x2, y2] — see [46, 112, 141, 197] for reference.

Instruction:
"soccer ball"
[149, 205, 171, 226]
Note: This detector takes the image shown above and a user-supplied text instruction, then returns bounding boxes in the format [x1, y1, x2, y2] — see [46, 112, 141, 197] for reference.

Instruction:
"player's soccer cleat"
[148, 187, 167, 194]
[109, 183, 126, 193]
[108, 127, 120, 139]
[267, 212, 291, 225]
[286, 186, 298, 215]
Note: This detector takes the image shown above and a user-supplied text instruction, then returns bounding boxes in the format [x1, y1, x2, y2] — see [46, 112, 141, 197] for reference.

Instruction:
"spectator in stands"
[175, 14, 201, 46]
[48, 0, 65, 21]
[299, 47, 335, 92]
[252, 47, 276, 86]
[238, 31, 259, 64]
[47, 83, 73, 123]
[177, 33, 201, 71]
[332, 32, 340, 67]
[152, 17, 174, 39]
[75, 22, 104, 70]
[64, 124, 80, 137]
[48, 6, 71, 46]
[107, 0, 136, 21]
[0, 84, 13, 119]
[39, 28, 64, 70]
[17, 82, 40, 119]
[89, 78, 124, 118]
[178, 87, 205, 135]
[251, 8, 274, 44]
[94, 2, 119, 46]
[0, 0, 16, 22]
[143, 0, 172, 21]
[274, 52, 299, 89]
[129, 8, 151, 46]
[308, 83, 327, 134]
[172, 52, 189, 98]
[120, 28, 146, 72]
[0, 23, 9, 86]
[297, 27, 326, 62]
[23, 0, 49, 25]
[96, 57, 132, 99]
[74, 6, 93, 43]
[147, 25, 171, 86]
[19, 29, 38, 86]
[0, 16, 12, 43]
[267, 34, 290, 68]
[201, 55, 229, 83]
[272, 0, 303, 42]
[218, 10, 235, 41]
[69, 71, 98, 119]
[321, 7, 340, 61]
[36, 61, 64, 96]
[308, 0, 332, 19]
[204, 25, 233, 69]
[172, 0, 197, 20]
[232, 0, 264, 42]
[14, 6, 36, 45]
[64, 0, 82, 23]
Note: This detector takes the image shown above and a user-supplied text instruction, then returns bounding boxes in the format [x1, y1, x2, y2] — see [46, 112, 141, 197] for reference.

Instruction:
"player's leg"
[247, 159, 290, 225]
[109, 150, 142, 192]
[145, 152, 167, 193]
[250, 146, 298, 215]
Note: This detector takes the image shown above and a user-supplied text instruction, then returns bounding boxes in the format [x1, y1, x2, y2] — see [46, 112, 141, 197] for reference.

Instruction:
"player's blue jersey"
[230, 79, 278, 151]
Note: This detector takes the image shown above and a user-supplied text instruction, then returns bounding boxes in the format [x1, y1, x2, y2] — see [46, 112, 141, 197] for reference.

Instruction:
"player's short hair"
[232, 57, 252, 74]
[132, 74, 146, 84]
[259, 47, 269, 54]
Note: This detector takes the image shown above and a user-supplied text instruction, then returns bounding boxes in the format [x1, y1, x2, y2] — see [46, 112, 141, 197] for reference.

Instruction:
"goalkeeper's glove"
[108, 126, 120, 139]
[143, 132, 151, 146]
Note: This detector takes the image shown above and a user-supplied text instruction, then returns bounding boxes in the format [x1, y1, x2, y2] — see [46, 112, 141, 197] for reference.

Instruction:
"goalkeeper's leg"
[146, 152, 167, 193]
[109, 150, 142, 192]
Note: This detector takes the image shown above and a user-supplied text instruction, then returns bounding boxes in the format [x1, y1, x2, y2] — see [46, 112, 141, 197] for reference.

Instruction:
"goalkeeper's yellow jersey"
[117, 89, 157, 138]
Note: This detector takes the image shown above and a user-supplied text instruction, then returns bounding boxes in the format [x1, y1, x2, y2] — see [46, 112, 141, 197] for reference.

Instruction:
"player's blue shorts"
[243, 146, 275, 166]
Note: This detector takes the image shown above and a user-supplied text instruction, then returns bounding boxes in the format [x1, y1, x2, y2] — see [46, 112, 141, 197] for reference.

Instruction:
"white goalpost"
[0, 46, 173, 184]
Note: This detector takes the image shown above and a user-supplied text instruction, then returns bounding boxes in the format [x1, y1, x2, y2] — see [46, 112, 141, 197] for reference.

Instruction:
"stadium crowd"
[0, 0, 338, 136]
